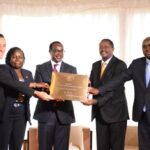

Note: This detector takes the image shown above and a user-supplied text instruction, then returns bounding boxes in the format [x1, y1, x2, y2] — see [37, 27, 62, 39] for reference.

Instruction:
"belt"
[16, 93, 25, 103]
[13, 103, 24, 108]
[52, 101, 57, 108]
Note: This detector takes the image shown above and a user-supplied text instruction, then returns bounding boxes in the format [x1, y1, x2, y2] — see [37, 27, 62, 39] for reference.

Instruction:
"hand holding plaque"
[50, 72, 89, 101]
[29, 82, 50, 93]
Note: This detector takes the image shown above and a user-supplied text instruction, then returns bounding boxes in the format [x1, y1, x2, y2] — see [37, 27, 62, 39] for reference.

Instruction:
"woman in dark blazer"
[0, 47, 48, 150]
[0, 47, 34, 150]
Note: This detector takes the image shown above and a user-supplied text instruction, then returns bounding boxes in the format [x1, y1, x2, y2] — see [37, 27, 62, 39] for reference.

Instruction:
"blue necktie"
[146, 61, 150, 87]
[143, 61, 150, 112]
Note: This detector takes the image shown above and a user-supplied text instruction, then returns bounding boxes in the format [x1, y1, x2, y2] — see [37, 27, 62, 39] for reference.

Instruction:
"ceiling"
[0, 0, 150, 15]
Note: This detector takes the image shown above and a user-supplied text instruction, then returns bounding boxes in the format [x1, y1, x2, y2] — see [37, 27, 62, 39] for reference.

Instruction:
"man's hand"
[53, 97, 65, 102]
[29, 82, 49, 89]
[82, 99, 97, 106]
[34, 91, 53, 101]
[88, 87, 100, 95]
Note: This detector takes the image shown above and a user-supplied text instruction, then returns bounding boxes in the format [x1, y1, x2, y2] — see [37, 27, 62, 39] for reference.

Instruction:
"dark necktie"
[53, 64, 58, 72]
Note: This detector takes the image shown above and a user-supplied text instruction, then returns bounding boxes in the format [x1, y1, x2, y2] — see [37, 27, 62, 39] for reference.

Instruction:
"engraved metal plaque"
[50, 72, 89, 101]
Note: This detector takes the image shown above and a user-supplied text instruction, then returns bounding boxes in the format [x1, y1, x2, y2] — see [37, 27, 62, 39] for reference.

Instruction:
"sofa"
[24, 125, 92, 150]
[125, 126, 138, 150]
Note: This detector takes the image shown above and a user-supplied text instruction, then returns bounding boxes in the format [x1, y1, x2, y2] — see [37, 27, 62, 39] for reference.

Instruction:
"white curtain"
[0, 1, 150, 149]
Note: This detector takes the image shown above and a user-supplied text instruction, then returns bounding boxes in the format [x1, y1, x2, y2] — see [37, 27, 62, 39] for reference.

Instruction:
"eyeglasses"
[52, 49, 64, 53]
[143, 44, 150, 49]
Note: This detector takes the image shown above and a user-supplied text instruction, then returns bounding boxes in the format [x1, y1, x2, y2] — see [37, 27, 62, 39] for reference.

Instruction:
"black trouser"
[0, 118, 26, 150]
[96, 116, 127, 150]
[138, 112, 150, 150]
[38, 112, 70, 150]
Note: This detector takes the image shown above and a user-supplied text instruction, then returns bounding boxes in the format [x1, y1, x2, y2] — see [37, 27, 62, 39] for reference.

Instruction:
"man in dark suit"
[33, 41, 77, 150]
[0, 34, 52, 101]
[88, 37, 150, 150]
[84, 39, 129, 150]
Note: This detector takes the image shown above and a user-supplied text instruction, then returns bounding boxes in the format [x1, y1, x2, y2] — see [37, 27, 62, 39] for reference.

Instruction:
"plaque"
[50, 72, 89, 101]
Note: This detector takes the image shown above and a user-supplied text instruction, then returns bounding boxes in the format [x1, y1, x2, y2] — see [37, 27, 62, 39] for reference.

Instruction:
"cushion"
[125, 146, 138, 150]
[69, 143, 80, 150]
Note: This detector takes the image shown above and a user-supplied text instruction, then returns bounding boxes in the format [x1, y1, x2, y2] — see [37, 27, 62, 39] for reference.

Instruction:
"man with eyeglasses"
[33, 41, 77, 150]
[87, 37, 150, 150]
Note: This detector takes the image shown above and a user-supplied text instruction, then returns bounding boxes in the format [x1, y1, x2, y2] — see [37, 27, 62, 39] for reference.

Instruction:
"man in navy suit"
[33, 41, 77, 150]
[84, 39, 129, 150]
[88, 37, 150, 150]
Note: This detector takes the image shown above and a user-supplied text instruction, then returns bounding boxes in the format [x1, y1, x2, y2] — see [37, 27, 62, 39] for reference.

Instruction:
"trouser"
[0, 118, 26, 150]
[138, 112, 150, 150]
[96, 116, 127, 150]
[38, 112, 70, 150]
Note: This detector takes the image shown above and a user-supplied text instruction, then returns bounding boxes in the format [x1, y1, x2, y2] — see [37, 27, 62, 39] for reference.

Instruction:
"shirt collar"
[146, 58, 150, 64]
[51, 60, 62, 72]
[101, 55, 113, 66]
[51, 60, 62, 66]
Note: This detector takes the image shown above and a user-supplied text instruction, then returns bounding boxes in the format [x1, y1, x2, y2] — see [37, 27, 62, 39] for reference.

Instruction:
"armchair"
[27, 125, 92, 150]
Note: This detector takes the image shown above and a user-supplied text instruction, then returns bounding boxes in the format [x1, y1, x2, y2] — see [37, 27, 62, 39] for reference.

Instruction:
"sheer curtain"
[0, 0, 150, 149]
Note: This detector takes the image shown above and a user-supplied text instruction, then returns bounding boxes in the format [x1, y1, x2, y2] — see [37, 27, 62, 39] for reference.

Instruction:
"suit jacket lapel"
[9, 67, 18, 81]
[9, 67, 29, 84]
[60, 62, 67, 72]
[105, 56, 115, 74]
[142, 57, 150, 89]
[147, 81, 150, 88]
[46, 61, 53, 80]
[101, 56, 116, 80]
[22, 69, 32, 85]
[139, 58, 147, 88]
[96, 61, 101, 81]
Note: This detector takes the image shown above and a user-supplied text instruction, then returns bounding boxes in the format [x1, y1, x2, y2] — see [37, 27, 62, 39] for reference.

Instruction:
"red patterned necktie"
[53, 64, 58, 72]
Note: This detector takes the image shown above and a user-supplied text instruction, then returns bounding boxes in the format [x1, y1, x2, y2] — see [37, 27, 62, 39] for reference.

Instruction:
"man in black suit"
[0, 34, 52, 101]
[88, 37, 150, 150]
[84, 39, 129, 150]
[33, 41, 77, 150]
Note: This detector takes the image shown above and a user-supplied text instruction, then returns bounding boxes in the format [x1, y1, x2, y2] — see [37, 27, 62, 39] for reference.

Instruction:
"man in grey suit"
[88, 37, 150, 150]
[33, 41, 77, 150]
[84, 39, 129, 150]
